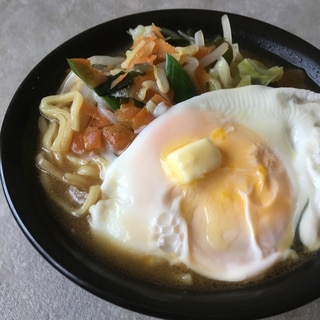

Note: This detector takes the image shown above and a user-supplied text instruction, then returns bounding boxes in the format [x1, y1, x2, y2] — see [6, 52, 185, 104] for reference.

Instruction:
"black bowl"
[2, 9, 320, 320]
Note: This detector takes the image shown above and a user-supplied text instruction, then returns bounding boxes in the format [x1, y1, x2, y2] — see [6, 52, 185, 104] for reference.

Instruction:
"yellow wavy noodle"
[77, 165, 100, 177]
[89, 155, 109, 171]
[74, 185, 101, 216]
[66, 154, 90, 166]
[36, 90, 105, 216]
[42, 121, 59, 150]
[63, 172, 95, 188]
[40, 91, 83, 151]
[52, 151, 65, 167]
[36, 152, 64, 180]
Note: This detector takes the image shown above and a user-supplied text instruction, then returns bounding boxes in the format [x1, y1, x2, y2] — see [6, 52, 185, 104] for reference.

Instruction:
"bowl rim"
[2, 8, 320, 319]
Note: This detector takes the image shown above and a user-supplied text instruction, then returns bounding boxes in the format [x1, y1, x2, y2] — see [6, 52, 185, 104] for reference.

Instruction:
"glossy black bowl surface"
[1, 9, 320, 319]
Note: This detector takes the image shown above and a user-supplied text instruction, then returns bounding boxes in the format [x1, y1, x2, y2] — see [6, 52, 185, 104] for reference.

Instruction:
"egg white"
[89, 85, 320, 281]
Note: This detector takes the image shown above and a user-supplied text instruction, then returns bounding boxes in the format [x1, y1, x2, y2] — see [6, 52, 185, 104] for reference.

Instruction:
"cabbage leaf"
[237, 58, 284, 85]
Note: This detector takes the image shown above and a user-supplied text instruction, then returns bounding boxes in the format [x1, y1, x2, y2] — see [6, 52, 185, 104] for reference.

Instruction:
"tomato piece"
[102, 123, 136, 154]
[71, 131, 85, 154]
[83, 127, 102, 151]
[132, 107, 154, 132]
[80, 100, 113, 128]
[115, 101, 141, 125]
[89, 112, 113, 128]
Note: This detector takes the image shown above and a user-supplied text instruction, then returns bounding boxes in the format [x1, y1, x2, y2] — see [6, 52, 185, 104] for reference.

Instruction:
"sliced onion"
[97, 100, 119, 124]
[153, 66, 169, 93]
[88, 55, 124, 67]
[153, 102, 169, 117]
[58, 71, 83, 94]
[222, 14, 232, 44]
[184, 56, 199, 76]
[199, 42, 229, 68]
[194, 30, 205, 47]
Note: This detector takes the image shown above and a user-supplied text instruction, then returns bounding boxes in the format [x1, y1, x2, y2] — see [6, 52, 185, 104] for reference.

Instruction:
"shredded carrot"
[153, 38, 176, 63]
[124, 37, 157, 69]
[132, 35, 156, 54]
[123, 29, 176, 69]
[151, 24, 165, 39]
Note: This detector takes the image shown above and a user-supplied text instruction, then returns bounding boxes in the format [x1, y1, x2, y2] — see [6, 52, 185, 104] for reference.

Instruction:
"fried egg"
[89, 85, 320, 282]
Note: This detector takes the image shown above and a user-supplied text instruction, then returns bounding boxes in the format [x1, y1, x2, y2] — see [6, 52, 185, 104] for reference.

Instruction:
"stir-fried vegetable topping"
[64, 15, 284, 156]
[165, 54, 199, 103]
[238, 58, 284, 85]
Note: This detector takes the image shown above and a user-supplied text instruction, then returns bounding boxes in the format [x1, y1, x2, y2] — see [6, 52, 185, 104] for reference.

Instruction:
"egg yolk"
[162, 123, 294, 275]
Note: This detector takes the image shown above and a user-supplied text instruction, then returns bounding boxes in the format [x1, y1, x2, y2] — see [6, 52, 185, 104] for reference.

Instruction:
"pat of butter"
[161, 138, 221, 184]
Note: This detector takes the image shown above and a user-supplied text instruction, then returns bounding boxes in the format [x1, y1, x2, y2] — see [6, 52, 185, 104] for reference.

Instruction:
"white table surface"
[1, 1, 320, 319]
